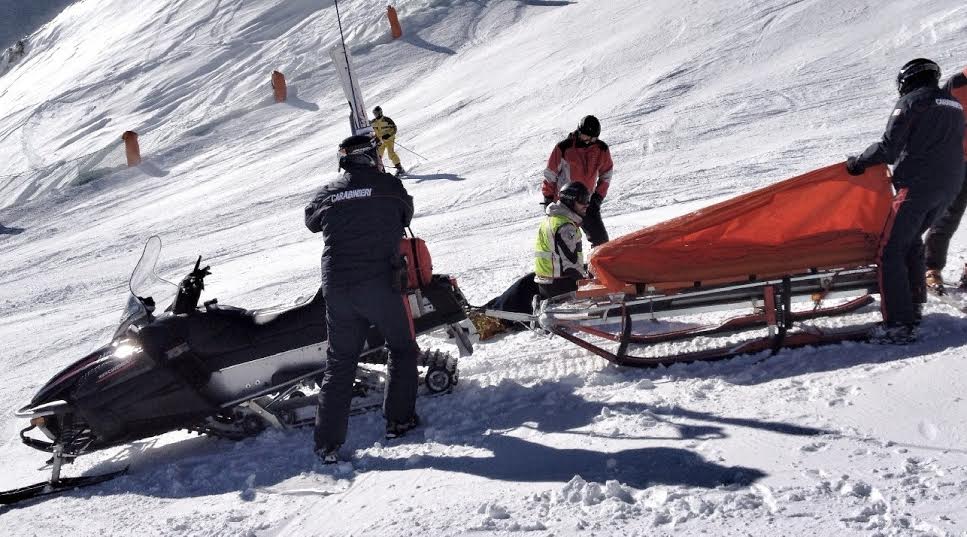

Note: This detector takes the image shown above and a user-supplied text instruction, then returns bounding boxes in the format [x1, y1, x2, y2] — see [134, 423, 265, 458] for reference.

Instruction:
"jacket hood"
[546, 201, 583, 225]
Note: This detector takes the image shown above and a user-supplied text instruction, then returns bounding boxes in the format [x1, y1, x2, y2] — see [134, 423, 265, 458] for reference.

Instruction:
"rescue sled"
[495, 162, 896, 366]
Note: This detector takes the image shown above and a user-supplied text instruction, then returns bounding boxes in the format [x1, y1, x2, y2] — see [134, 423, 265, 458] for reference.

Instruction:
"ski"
[393, 162, 416, 178]
[0, 468, 127, 506]
[329, 42, 373, 137]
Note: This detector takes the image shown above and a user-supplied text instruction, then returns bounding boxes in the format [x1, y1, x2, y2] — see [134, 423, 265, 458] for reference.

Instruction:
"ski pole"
[393, 141, 428, 161]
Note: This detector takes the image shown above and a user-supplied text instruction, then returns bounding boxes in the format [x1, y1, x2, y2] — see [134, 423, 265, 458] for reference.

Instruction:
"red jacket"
[542, 132, 614, 199]
[946, 67, 967, 160]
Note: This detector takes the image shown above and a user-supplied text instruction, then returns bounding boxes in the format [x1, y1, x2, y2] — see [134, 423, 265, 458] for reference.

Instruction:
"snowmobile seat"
[203, 288, 327, 369]
[148, 289, 327, 372]
[249, 287, 327, 339]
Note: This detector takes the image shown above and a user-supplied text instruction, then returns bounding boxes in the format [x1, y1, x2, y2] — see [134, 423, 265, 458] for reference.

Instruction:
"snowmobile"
[2, 236, 474, 505]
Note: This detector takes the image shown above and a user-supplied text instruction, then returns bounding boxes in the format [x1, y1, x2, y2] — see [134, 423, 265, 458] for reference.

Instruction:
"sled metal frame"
[536, 266, 881, 367]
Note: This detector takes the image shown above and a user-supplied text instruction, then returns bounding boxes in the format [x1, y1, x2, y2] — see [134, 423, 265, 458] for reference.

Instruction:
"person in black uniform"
[305, 135, 420, 463]
[847, 58, 965, 343]
[924, 66, 967, 293]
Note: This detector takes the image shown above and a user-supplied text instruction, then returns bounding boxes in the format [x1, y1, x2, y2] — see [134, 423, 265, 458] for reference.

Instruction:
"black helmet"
[559, 182, 591, 208]
[896, 58, 941, 95]
[338, 135, 380, 169]
[577, 115, 600, 138]
[373, 106, 383, 118]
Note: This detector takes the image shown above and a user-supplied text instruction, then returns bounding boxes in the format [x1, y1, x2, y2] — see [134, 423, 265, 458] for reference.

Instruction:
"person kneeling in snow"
[534, 182, 590, 299]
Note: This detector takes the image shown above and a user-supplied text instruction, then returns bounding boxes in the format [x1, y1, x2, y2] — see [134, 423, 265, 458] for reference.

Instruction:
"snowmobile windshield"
[118, 236, 178, 330]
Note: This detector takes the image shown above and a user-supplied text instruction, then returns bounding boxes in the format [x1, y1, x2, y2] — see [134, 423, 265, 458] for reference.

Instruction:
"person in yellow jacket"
[534, 182, 590, 299]
[371, 106, 405, 176]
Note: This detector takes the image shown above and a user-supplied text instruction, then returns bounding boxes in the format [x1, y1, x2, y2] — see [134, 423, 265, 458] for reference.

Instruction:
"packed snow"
[2, 0, 967, 535]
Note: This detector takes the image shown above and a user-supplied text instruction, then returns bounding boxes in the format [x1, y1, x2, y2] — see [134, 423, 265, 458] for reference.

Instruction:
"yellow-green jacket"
[534, 202, 586, 284]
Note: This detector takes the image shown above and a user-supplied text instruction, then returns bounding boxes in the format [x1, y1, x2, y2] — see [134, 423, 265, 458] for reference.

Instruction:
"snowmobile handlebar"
[189, 255, 212, 281]
[172, 256, 211, 314]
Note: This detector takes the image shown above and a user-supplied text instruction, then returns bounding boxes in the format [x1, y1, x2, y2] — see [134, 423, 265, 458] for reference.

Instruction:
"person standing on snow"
[371, 106, 405, 176]
[846, 58, 965, 343]
[924, 66, 967, 294]
[305, 135, 420, 463]
[542, 115, 614, 247]
[534, 182, 590, 299]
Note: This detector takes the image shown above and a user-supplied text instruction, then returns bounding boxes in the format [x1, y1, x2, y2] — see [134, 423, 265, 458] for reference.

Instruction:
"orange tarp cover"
[589, 162, 893, 292]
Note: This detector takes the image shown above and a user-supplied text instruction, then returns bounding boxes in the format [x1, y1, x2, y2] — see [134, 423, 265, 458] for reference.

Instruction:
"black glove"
[845, 156, 865, 176]
[382, 133, 392, 140]
[541, 196, 553, 208]
[590, 193, 603, 209]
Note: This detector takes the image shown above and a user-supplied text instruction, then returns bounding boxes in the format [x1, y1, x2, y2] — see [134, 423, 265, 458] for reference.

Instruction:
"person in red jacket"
[924, 66, 967, 293]
[542, 115, 614, 247]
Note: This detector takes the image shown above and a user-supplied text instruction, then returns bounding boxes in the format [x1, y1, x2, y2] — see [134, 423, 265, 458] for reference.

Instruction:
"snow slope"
[2, 0, 967, 535]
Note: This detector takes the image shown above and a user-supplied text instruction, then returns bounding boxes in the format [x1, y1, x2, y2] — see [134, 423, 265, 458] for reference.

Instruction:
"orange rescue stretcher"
[529, 162, 895, 367]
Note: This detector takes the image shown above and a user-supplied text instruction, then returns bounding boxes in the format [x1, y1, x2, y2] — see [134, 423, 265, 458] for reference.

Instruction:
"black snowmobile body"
[13, 236, 474, 463]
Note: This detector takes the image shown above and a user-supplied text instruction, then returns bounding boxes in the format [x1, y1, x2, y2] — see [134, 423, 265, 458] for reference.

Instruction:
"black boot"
[385, 414, 420, 439]
[315, 444, 341, 464]
[870, 322, 918, 345]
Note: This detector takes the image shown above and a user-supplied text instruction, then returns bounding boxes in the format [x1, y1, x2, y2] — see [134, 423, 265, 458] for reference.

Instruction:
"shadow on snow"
[45, 379, 825, 502]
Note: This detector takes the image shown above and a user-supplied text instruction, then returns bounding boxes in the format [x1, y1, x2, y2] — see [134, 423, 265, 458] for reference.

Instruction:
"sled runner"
[488, 162, 896, 366]
[3, 236, 475, 505]
[540, 267, 880, 367]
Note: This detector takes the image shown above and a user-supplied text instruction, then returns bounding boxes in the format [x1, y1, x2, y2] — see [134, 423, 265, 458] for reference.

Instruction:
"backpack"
[399, 235, 433, 290]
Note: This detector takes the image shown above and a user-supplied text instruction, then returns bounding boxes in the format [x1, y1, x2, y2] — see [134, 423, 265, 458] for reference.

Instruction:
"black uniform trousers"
[314, 275, 419, 450]
[924, 167, 967, 271]
[879, 187, 954, 326]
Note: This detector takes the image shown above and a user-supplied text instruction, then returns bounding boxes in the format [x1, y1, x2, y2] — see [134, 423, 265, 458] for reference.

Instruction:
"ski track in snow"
[2, 0, 967, 536]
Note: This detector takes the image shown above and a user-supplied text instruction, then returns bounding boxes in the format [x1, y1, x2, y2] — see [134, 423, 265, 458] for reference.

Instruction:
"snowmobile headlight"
[112, 343, 140, 359]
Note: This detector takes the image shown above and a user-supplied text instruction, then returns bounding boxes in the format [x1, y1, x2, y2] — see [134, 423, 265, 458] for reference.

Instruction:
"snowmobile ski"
[0, 467, 127, 506]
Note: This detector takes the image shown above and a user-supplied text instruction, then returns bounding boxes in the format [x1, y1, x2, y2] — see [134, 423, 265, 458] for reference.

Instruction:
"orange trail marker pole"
[122, 131, 141, 167]
[387, 5, 403, 39]
[272, 70, 287, 103]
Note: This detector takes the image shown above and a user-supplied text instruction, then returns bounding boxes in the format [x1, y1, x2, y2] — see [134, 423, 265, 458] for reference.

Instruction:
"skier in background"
[846, 58, 965, 343]
[924, 66, 967, 294]
[534, 182, 590, 299]
[542, 115, 613, 247]
[371, 106, 405, 177]
[305, 135, 420, 463]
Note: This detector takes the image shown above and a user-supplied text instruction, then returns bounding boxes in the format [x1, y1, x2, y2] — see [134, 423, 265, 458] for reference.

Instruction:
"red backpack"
[399, 235, 433, 290]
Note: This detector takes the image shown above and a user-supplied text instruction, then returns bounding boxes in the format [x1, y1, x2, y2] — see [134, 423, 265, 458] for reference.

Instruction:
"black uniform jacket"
[857, 85, 965, 194]
[305, 164, 414, 287]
